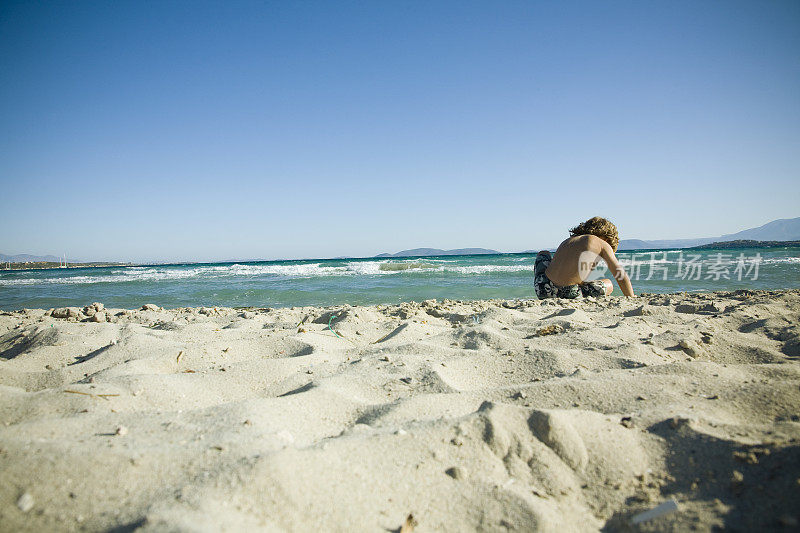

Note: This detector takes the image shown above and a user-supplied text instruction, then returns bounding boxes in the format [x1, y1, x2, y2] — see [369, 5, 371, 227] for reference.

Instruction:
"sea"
[1, 247, 799, 311]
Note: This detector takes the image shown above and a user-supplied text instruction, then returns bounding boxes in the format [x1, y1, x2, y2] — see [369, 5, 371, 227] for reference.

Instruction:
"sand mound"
[1, 290, 799, 531]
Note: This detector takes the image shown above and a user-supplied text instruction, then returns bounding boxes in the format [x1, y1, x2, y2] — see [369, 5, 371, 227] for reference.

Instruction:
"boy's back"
[546, 234, 607, 286]
[534, 217, 634, 299]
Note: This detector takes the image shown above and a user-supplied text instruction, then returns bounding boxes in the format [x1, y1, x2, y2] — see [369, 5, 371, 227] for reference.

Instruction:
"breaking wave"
[0, 260, 536, 286]
[1, 252, 796, 287]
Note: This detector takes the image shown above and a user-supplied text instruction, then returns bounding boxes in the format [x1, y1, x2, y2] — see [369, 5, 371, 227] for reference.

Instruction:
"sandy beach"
[1, 290, 799, 531]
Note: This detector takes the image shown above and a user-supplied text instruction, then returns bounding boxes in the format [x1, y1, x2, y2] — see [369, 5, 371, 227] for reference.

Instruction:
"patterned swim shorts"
[534, 251, 607, 299]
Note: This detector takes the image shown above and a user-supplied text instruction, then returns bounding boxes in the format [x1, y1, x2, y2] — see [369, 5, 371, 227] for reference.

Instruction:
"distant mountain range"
[380, 218, 800, 257]
[376, 248, 498, 258]
[4, 217, 798, 263]
[0, 253, 65, 263]
[616, 217, 800, 250]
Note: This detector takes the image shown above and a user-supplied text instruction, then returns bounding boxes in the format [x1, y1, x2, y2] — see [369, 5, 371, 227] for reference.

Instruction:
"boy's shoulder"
[564, 234, 606, 251]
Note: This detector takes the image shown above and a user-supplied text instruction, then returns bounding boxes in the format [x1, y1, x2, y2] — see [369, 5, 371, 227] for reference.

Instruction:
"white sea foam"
[0, 262, 363, 285]
[446, 264, 534, 274]
[347, 260, 534, 275]
[0, 268, 211, 285]
[0, 259, 534, 286]
[1, 253, 795, 287]
[226, 263, 349, 277]
[345, 260, 457, 275]
[343, 261, 385, 275]
[760, 257, 800, 264]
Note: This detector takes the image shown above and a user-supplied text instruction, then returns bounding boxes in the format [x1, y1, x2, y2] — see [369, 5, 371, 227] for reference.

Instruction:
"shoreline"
[1, 289, 799, 530]
[1, 288, 794, 316]
[3, 248, 798, 311]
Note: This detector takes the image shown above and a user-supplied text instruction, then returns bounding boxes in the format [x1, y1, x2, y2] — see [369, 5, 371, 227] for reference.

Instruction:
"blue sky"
[1, 1, 798, 262]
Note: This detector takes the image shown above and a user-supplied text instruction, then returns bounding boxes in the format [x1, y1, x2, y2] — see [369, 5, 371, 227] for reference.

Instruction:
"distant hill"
[0, 253, 65, 263]
[719, 218, 800, 241]
[618, 217, 800, 251]
[376, 248, 498, 258]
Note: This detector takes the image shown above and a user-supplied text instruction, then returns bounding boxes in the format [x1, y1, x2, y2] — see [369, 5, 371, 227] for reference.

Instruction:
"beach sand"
[1, 290, 799, 531]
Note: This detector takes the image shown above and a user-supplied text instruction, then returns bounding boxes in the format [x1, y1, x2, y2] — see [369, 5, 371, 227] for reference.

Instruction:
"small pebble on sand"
[445, 466, 467, 480]
[17, 492, 34, 512]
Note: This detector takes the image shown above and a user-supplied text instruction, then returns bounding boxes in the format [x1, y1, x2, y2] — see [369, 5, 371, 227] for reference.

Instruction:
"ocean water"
[1, 247, 798, 310]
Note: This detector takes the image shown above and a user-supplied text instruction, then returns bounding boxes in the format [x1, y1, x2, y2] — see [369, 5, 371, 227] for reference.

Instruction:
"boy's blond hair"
[569, 217, 620, 251]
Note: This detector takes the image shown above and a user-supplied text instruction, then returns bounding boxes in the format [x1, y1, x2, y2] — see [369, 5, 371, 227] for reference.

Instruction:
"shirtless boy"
[534, 217, 634, 299]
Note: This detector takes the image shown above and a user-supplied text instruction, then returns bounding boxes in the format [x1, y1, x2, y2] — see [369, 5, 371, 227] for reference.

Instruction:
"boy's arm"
[600, 243, 634, 296]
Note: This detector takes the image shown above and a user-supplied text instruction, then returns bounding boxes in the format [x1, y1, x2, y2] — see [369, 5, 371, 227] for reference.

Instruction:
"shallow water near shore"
[1, 247, 798, 310]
